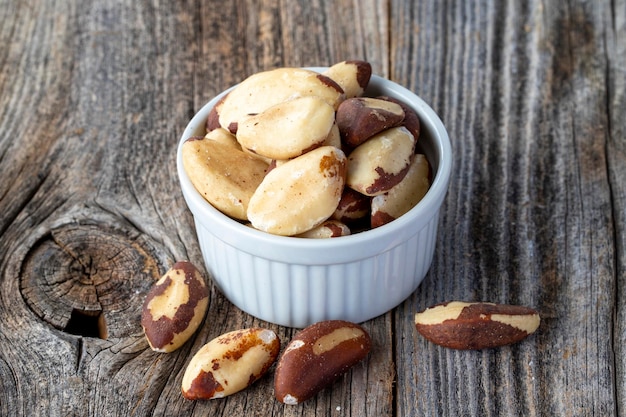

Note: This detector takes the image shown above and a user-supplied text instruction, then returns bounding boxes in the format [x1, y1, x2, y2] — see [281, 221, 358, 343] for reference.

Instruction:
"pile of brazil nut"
[141, 261, 541, 404]
[181, 60, 431, 237]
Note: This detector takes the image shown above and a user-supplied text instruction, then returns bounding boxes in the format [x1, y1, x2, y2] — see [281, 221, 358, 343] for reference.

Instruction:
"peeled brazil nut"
[346, 126, 416, 196]
[241, 145, 274, 165]
[236, 96, 335, 160]
[324, 122, 341, 149]
[141, 261, 208, 353]
[217, 68, 345, 133]
[247, 146, 347, 236]
[371, 154, 430, 228]
[182, 328, 280, 400]
[181, 137, 268, 220]
[204, 127, 241, 150]
[336, 97, 405, 147]
[274, 320, 371, 405]
[414, 301, 541, 350]
[322, 60, 372, 98]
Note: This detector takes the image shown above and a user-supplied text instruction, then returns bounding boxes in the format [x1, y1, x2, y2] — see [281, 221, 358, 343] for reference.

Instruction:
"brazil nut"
[377, 95, 421, 142]
[414, 301, 541, 350]
[371, 154, 430, 228]
[236, 96, 335, 160]
[331, 187, 371, 224]
[337, 97, 405, 147]
[216, 68, 345, 133]
[346, 126, 416, 196]
[181, 328, 280, 400]
[181, 137, 268, 220]
[295, 219, 351, 238]
[141, 261, 208, 353]
[247, 146, 347, 236]
[274, 320, 371, 405]
[322, 60, 372, 99]
[204, 127, 241, 150]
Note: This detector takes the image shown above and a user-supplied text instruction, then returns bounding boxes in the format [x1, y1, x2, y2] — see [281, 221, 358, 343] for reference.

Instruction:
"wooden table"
[1, 0, 624, 415]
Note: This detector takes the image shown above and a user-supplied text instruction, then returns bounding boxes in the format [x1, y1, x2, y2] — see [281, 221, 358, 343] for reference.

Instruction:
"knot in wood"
[19, 223, 163, 339]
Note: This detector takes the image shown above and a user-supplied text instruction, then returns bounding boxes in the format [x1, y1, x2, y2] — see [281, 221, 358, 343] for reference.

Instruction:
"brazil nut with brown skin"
[294, 219, 351, 238]
[141, 261, 209, 353]
[414, 301, 541, 350]
[336, 97, 405, 147]
[182, 328, 280, 400]
[346, 126, 416, 196]
[206, 94, 227, 132]
[332, 187, 371, 224]
[377, 95, 421, 142]
[322, 60, 372, 98]
[274, 320, 371, 405]
[371, 153, 430, 228]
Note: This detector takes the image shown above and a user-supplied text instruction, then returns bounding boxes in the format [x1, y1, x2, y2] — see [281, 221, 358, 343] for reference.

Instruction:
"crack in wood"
[64, 308, 108, 339]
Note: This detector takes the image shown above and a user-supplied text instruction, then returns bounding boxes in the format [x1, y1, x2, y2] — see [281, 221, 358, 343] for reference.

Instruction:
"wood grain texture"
[0, 0, 624, 416]
[393, 0, 625, 416]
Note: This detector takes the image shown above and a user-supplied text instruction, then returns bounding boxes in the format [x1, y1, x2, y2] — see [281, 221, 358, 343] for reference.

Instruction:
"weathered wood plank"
[392, 0, 624, 416]
[607, 0, 626, 416]
[0, 0, 393, 416]
[1, 2, 201, 417]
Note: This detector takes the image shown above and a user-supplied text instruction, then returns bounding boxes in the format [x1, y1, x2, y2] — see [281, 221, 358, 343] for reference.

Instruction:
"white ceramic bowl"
[176, 68, 452, 328]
